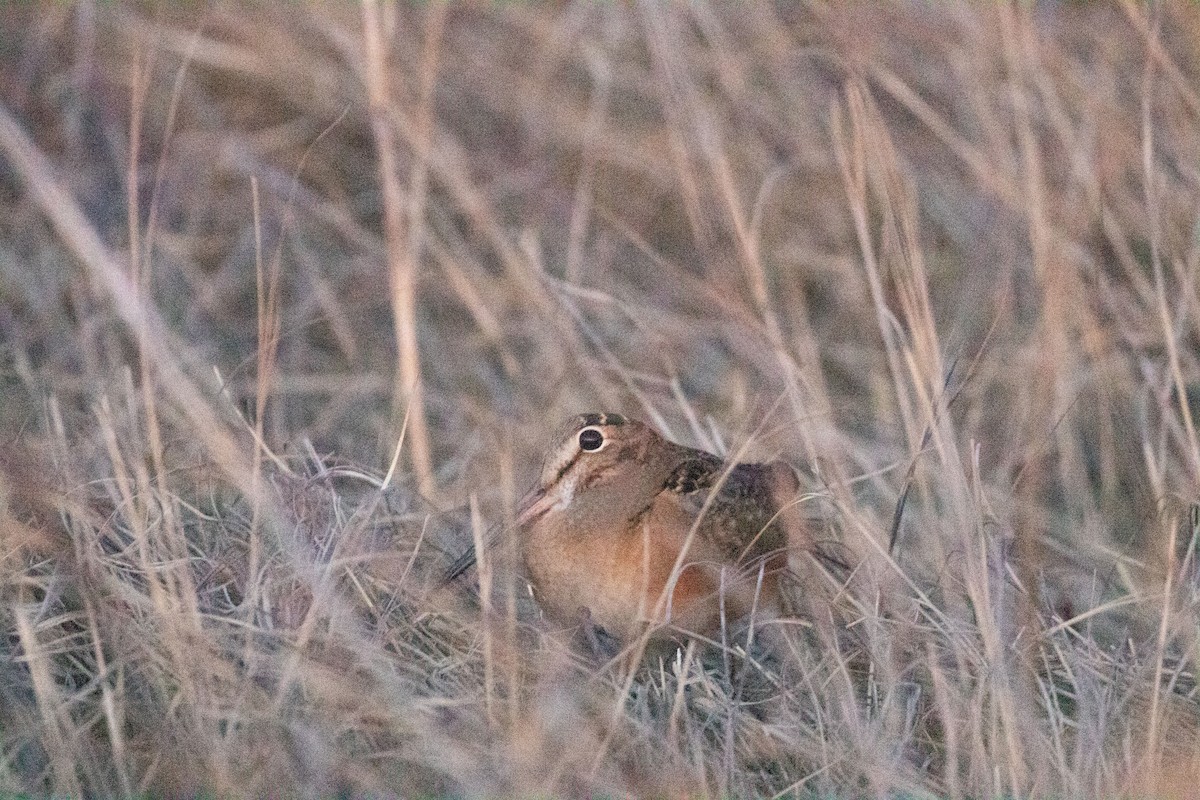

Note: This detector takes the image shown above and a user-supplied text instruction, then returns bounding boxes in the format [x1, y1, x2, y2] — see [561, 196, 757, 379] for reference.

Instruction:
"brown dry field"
[3, 2, 1200, 798]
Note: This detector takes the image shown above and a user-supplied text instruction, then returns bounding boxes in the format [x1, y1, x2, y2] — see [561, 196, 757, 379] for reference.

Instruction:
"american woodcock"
[447, 413, 810, 646]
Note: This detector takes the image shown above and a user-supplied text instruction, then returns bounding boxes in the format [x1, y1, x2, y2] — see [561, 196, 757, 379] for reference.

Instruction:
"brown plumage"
[447, 413, 810, 645]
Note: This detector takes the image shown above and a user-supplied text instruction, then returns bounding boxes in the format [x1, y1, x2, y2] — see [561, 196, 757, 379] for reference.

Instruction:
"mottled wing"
[662, 455, 799, 563]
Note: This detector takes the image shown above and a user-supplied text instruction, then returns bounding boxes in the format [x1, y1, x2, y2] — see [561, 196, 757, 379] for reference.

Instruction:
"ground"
[1, 3, 1200, 797]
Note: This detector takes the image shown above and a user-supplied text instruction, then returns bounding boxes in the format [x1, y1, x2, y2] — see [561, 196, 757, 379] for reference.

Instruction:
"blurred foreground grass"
[2, 2, 1200, 797]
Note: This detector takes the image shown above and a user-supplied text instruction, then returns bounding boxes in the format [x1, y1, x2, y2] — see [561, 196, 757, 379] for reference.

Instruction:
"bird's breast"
[521, 493, 781, 642]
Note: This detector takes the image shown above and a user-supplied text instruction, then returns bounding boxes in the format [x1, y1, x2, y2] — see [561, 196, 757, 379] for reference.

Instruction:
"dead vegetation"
[2, 2, 1200, 797]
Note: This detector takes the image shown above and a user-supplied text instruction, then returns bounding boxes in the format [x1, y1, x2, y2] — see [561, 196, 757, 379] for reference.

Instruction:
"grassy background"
[2, 2, 1200, 797]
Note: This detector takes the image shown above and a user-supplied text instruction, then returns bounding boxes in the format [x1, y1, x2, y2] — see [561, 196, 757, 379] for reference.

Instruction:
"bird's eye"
[578, 427, 605, 452]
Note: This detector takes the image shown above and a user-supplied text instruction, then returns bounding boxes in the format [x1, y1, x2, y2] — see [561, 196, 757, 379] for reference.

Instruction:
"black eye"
[578, 427, 605, 451]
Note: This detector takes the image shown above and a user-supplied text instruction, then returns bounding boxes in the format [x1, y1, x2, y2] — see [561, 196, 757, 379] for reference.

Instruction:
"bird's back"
[663, 454, 804, 568]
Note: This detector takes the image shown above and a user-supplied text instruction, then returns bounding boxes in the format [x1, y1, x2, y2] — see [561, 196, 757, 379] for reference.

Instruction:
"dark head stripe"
[579, 412, 626, 428]
[547, 413, 629, 485]
[552, 450, 581, 485]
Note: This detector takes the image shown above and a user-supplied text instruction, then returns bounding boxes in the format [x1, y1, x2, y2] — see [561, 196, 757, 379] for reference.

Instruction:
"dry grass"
[2, 2, 1200, 797]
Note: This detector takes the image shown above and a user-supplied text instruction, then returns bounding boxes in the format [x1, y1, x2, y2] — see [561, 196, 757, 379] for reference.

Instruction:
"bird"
[445, 413, 812, 649]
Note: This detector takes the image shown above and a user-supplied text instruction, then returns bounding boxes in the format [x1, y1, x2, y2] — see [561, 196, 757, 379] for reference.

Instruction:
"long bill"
[514, 484, 556, 528]
[441, 485, 549, 584]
